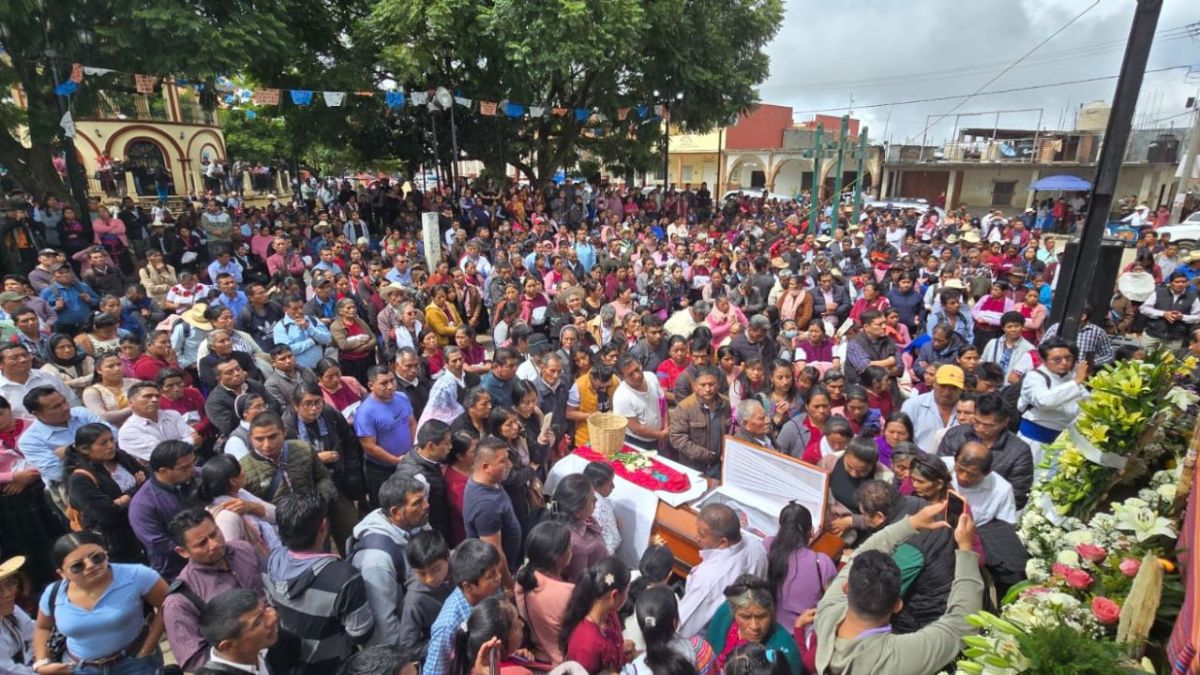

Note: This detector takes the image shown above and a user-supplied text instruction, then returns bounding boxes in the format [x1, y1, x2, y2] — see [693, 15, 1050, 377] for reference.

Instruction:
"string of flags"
[51, 63, 671, 135]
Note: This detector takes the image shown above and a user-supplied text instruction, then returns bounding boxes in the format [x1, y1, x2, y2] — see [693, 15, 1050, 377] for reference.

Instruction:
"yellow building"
[10, 79, 234, 201]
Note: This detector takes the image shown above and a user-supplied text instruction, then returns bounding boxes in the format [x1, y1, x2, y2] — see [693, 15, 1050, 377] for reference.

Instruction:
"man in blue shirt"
[312, 247, 343, 276]
[210, 273, 248, 318]
[385, 253, 414, 286]
[206, 247, 244, 286]
[574, 230, 597, 274]
[354, 366, 416, 506]
[19, 386, 113, 512]
[129, 439, 197, 579]
[272, 296, 331, 370]
[304, 278, 337, 327]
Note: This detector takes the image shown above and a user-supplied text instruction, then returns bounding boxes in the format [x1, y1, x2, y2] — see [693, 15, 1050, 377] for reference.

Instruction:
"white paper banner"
[60, 111, 75, 138]
[529, 106, 545, 118]
[454, 96, 472, 108]
[1068, 424, 1128, 470]
[82, 66, 114, 76]
[410, 91, 429, 106]
[322, 92, 346, 107]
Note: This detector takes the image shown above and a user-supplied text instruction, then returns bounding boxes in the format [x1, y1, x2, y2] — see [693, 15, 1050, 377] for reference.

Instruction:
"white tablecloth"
[545, 452, 708, 567]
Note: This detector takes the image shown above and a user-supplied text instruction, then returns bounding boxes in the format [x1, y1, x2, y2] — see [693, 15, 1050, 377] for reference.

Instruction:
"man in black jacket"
[394, 419, 453, 544]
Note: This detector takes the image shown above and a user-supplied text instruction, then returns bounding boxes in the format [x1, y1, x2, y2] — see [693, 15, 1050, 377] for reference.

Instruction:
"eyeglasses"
[67, 550, 108, 575]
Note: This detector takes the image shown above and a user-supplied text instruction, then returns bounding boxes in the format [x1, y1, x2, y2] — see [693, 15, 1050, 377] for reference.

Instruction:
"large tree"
[366, 0, 783, 186]
[0, 0, 362, 199]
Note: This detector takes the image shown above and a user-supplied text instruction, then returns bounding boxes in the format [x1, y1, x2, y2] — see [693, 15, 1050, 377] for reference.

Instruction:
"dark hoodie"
[263, 547, 374, 674]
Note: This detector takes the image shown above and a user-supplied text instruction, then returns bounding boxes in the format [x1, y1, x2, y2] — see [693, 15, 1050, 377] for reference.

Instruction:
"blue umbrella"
[1030, 174, 1091, 191]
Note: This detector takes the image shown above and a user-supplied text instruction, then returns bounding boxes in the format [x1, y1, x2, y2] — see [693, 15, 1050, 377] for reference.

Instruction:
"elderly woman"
[330, 297, 377, 385]
[706, 574, 802, 673]
[42, 333, 95, 396]
[707, 296, 748, 347]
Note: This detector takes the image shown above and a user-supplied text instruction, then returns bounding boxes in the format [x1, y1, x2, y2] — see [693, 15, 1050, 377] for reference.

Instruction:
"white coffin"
[690, 435, 830, 542]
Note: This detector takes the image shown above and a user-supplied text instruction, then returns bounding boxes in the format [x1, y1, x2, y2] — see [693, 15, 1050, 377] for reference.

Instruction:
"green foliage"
[1018, 624, 1135, 674]
[366, 0, 783, 185]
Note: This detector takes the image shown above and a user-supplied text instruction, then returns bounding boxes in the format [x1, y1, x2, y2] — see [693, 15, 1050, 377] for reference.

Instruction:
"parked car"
[1154, 211, 1200, 252]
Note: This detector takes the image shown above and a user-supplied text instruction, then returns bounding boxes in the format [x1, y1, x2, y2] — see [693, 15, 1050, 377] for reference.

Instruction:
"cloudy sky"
[759, 0, 1200, 144]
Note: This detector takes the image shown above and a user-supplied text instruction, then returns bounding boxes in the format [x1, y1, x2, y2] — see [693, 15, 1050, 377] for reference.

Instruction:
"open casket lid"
[711, 435, 831, 531]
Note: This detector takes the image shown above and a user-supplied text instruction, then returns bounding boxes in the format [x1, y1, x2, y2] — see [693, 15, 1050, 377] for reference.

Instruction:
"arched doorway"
[126, 139, 173, 197]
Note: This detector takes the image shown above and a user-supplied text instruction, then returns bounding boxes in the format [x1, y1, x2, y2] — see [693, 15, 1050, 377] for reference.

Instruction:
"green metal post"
[852, 126, 869, 224]
[831, 114, 849, 227]
[809, 125, 822, 235]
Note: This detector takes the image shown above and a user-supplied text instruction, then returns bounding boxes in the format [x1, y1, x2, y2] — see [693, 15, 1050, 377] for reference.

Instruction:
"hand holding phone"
[944, 489, 966, 528]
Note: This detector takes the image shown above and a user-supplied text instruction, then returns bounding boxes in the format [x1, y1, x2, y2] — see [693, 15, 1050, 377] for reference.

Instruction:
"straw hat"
[380, 283, 408, 298]
[963, 231, 981, 244]
[0, 556, 24, 583]
[181, 303, 213, 330]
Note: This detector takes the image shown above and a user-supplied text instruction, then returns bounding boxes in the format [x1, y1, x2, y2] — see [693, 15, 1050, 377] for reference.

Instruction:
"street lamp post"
[656, 91, 683, 189]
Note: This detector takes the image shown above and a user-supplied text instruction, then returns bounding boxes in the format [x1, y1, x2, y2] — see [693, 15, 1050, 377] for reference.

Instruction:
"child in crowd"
[583, 461, 621, 555]
[398, 530, 454, 665]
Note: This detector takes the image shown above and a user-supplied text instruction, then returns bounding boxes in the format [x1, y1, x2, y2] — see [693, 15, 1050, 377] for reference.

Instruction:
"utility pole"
[852, 126, 870, 224]
[1170, 97, 1199, 223]
[831, 115, 850, 223]
[809, 125, 822, 235]
[45, 49, 91, 220]
[1058, 0, 1162, 342]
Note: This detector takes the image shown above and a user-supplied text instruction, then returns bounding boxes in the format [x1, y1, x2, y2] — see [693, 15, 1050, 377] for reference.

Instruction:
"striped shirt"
[263, 552, 374, 674]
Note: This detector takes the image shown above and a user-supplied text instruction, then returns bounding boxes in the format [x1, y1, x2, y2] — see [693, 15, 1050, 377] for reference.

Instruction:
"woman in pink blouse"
[92, 204, 130, 269]
[707, 296, 748, 346]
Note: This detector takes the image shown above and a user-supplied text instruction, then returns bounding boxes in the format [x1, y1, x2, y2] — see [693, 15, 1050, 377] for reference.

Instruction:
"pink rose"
[1075, 543, 1107, 564]
[1092, 596, 1121, 625]
[1119, 558, 1141, 577]
[1052, 563, 1094, 590]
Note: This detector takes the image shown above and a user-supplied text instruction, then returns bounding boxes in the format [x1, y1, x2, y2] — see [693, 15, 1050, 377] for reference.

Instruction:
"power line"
[762, 24, 1196, 93]
[785, 64, 1192, 115]
[905, 0, 1103, 144]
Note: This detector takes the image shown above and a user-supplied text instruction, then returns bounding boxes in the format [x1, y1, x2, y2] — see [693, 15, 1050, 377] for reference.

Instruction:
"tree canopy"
[1, 0, 783, 196]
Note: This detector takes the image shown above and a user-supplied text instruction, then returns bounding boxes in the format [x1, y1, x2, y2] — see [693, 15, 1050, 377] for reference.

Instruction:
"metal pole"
[810, 125, 822, 235]
[1058, 0, 1162, 342]
[715, 126, 724, 199]
[46, 49, 91, 219]
[853, 126, 869, 224]
[1170, 101, 1200, 222]
[663, 101, 670, 189]
[448, 101, 460, 196]
[429, 110, 442, 190]
[832, 115, 849, 224]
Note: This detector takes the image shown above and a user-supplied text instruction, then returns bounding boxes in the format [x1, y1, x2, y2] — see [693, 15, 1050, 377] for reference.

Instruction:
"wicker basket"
[587, 412, 628, 458]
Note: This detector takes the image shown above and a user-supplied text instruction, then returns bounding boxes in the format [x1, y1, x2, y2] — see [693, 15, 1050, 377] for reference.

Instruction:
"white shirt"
[981, 337, 1037, 380]
[205, 648, 269, 674]
[951, 469, 1017, 526]
[0, 369, 80, 417]
[677, 538, 768, 638]
[1018, 366, 1087, 433]
[613, 374, 663, 443]
[225, 421, 253, 459]
[516, 358, 540, 383]
[0, 607, 34, 674]
[118, 410, 195, 463]
[901, 391, 958, 453]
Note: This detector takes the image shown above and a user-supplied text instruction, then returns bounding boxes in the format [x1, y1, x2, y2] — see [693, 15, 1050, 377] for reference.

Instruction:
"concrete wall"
[726, 104, 793, 150]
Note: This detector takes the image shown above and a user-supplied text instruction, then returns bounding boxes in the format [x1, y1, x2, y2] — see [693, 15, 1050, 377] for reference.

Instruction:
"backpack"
[64, 469, 97, 532]
[345, 532, 407, 580]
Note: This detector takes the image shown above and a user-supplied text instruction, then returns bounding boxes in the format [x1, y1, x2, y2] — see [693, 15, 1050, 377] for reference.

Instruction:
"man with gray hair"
[733, 398, 775, 450]
[731, 314, 778, 365]
[198, 328, 263, 390]
[677, 502, 767, 637]
[349, 473, 431, 648]
[664, 299, 711, 338]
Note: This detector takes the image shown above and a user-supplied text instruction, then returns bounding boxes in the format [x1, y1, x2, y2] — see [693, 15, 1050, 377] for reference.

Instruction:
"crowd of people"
[0, 176, 1188, 675]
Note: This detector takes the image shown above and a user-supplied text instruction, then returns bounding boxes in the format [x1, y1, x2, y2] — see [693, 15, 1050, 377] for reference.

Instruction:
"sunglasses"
[67, 550, 108, 575]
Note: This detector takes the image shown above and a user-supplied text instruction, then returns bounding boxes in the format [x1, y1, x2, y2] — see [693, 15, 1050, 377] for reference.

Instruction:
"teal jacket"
[706, 602, 802, 674]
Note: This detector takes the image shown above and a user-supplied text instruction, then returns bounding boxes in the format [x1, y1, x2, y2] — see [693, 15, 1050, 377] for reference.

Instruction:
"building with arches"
[71, 81, 227, 200]
[6, 79, 228, 201]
